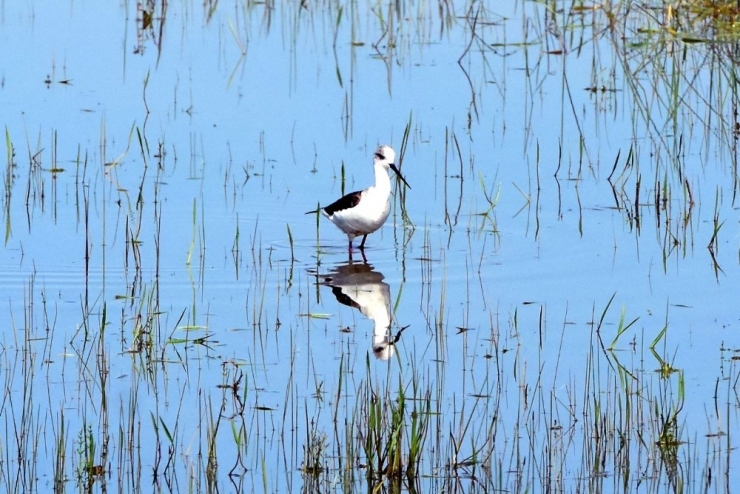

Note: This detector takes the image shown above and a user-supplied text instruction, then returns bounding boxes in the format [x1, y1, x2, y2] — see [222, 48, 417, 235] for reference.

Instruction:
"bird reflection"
[320, 261, 405, 360]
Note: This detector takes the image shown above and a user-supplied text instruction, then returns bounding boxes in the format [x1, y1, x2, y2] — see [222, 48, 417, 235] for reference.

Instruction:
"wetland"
[2, 0, 740, 492]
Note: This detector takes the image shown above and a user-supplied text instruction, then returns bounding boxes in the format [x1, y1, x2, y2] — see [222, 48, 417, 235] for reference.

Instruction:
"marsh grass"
[3, 127, 15, 245]
[3, 204, 734, 490]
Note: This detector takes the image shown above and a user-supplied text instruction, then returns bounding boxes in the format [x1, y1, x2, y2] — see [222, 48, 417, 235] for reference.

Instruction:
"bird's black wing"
[323, 191, 362, 216]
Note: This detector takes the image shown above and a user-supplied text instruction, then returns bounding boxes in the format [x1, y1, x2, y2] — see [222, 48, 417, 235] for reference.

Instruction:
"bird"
[307, 145, 410, 253]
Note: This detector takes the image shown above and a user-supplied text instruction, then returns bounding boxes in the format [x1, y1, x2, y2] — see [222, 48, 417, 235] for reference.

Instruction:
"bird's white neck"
[373, 163, 392, 195]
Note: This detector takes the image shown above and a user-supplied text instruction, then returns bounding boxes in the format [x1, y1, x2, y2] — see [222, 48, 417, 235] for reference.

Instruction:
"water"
[1, 1, 739, 492]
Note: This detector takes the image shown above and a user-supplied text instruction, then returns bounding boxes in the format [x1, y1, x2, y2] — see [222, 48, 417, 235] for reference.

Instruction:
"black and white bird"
[308, 145, 410, 252]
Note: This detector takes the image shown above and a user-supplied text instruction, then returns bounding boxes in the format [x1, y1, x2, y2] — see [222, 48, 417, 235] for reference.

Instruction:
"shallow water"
[1, 1, 739, 492]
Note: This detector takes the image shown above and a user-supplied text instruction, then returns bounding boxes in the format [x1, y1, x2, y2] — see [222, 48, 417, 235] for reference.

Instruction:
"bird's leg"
[348, 239, 354, 253]
[359, 235, 368, 250]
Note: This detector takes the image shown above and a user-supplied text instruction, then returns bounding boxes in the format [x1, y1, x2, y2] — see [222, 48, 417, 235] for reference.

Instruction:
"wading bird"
[307, 145, 410, 253]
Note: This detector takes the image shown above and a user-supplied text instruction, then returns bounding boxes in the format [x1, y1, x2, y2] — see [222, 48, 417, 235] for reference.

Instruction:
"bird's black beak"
[389, 164, 411, 189]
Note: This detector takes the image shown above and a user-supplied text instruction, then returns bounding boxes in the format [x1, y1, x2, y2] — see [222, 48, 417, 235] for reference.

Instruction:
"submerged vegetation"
[1, 0, 739, 492]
